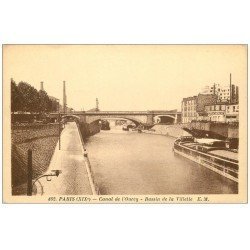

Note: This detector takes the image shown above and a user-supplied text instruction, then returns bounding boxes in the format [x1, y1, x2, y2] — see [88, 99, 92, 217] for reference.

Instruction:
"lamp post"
[58, 112, 61, 150]
[31, 170, 62, 195]
[27, 149, 33, 196]
[57, 100, 61, 150]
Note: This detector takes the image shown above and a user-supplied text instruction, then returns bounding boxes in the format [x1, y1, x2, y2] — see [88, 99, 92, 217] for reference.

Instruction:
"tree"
[14, 80, 56, 114]
[38, 90, 51, 113]
[49, 99, 59, 112]
[11, 79, 22, 112]
[18, 81, 40, 113]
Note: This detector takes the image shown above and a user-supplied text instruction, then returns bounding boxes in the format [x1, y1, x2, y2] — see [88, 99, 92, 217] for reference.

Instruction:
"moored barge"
[173, 136, 238, 182]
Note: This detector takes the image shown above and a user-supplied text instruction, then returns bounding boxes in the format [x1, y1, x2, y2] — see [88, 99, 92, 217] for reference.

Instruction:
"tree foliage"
[11, 79, 59, 113]
[11, 79, 22, 112]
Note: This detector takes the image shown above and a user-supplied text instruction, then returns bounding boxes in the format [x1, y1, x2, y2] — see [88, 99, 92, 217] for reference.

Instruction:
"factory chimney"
[96, 98, 99, 111]
[40, 81, 44, 91]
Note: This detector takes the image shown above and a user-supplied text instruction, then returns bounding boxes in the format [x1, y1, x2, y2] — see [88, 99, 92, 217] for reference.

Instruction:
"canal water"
[85, 126, 238, 195]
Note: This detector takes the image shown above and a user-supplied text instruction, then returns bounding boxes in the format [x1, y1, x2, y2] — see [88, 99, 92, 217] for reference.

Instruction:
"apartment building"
[204, 103, 227, 122]
[225, 103, 239, 122]
[201, 83, 238, 103]
[182, 94, 217, 123]
[181, 96, 197, 123]
[204, 103, 239, 122]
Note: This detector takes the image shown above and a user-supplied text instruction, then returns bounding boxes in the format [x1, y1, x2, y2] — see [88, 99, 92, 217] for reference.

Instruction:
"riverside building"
[204, 103, 239, 122]
[181, 94, 217, 123]
[181, 96, 197, 123]
[225, 103, 239, 122]
[204, 103, 227, 122]
[200, 75, 239, 103]
[181, 74, 239, 124]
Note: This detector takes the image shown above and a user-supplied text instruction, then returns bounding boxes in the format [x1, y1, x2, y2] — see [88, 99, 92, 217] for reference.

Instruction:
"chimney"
[96, 98, 99, 111]
[236, 86, 239, 103]
[40, 81, 44, 91]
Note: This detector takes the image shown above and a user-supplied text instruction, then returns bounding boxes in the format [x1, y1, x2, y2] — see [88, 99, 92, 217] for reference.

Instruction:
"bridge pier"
[174, 114, 177, 124]
[146, 113, 154, 125]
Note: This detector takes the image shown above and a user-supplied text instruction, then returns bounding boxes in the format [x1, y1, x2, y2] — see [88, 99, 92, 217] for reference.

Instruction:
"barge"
[101, 120, 110, 130]
[173, 136, 238, 183]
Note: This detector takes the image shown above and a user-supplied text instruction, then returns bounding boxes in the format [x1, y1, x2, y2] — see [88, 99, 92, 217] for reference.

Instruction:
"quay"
[35, 122, 94, 195]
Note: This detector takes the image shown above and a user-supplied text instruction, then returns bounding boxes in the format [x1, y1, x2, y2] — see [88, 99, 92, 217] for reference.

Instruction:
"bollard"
[84, 149, 88, 157]
[27, 149, 33, 196]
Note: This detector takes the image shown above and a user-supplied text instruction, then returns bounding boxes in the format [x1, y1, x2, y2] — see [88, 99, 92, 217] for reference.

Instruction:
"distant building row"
[182, 76, 239, 123]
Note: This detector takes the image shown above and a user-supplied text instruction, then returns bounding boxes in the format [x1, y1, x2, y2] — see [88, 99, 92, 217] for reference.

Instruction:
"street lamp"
[57, 99, 61, 150]
[31, 170, 62, 195]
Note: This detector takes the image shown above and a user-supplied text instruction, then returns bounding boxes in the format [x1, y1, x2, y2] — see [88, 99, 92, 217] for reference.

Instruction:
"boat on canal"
[100, 120, 110, 130]
[173, 136, 238, 183]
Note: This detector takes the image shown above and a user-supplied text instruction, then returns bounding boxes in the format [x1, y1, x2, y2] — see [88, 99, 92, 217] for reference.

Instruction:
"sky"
[3, 45, 247, 111]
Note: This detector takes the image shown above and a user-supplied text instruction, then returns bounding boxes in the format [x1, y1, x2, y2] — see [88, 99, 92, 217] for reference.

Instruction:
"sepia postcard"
[2, 44, 248, 203]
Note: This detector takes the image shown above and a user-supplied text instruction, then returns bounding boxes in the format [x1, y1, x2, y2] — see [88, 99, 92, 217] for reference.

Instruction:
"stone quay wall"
[186, 121, 239, 139]
[144, 124, 187, 138]
[11, 123, 60, 195]
[78, 120, 101, 140]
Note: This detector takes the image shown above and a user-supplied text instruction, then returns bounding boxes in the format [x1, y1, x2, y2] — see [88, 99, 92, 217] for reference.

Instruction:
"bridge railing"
[75, 111, 180, 115]
[50, 111, 181, 116]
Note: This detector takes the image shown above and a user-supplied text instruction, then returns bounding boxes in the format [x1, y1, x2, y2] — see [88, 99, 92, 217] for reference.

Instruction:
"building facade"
[196, 93, 217, 120]
[181, 94, 217, 123]
[204, 103, 227, 122]
[196, 75, 239, 123]
[204, 103, 239, 122]
[181, 96, 197, 123]
[200, 83, 238, 103]
[225, 103, 239, 122]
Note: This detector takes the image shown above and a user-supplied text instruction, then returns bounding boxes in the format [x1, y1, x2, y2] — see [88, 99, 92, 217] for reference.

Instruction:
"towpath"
[35, 122, 94, 195]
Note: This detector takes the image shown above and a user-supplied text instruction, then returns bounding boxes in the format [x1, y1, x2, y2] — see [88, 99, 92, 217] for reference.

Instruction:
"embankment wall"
[78, 120, 101, 140]
[11, 123, 60, 195]
[144, 124, 188, 138]
[185, 121, 239, 139]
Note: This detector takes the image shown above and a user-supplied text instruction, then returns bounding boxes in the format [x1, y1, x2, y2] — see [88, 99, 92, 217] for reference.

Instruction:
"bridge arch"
[154, 114, 176, 124]
[89, 116, 142, 126]
[61, 114, 81, 122]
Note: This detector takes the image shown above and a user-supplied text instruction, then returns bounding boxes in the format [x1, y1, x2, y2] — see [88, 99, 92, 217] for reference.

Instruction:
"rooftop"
[182, 96, 197, 101]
